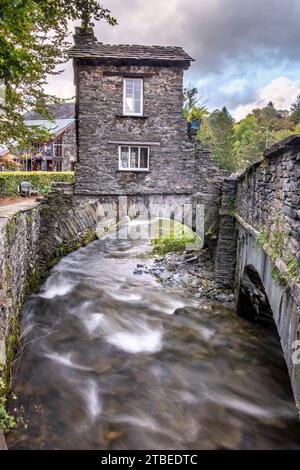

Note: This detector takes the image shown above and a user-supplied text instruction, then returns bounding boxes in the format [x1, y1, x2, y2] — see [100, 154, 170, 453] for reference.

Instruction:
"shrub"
[0, 377, 16, 432]
[152, 235, 197, 255]
[151, 219, 200, 255]
[0, 171, 74, 196]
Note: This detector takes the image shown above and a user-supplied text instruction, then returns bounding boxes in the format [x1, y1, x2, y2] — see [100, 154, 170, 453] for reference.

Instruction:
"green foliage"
[0, 313, 20, 433]
[199, 107, 236, 172]
[198, 99, 298, 172]
[257, 211, 300, 285]
[183, 85, 208, 122]
[0, 171, 74, 195]
[0, 1, 116, 145]
[257, 212, 288, 261]
[6, 216, 17, 243]
[0, 377, 16, 432]
[271, 267, 288, 288]
[290, 95, 300, 125]
[233, 115, 266, 167]
[152, 235, 197, 255]
[284, 255, 299, 280]
[151, 219, 198, 255]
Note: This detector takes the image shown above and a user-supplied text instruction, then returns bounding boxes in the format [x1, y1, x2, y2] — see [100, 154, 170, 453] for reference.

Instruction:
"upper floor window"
[123, 78, 143, 116]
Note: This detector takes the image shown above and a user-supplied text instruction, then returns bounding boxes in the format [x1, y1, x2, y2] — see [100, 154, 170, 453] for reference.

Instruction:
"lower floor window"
[119, 146, 149, 171]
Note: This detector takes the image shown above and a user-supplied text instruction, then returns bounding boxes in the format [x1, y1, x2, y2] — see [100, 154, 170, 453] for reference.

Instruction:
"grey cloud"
[56, 1, 300, 111]
[94, 0, 300, 74]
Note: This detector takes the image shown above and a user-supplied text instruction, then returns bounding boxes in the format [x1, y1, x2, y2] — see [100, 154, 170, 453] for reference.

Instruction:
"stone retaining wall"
[0, 203, 41, 369]
[0, 202, 41, 449]
[215, 135, 300, 289]
[236, 136, 300, 269]
[214, 177, 238, 287]
[214, 135, 300, 415]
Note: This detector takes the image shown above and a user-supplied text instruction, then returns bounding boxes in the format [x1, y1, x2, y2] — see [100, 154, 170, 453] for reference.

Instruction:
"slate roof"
[24, 118, 74, 136]
[0, 145, 9, 157]
[25, 102, 75, 120]
[69, 43, 194, 62]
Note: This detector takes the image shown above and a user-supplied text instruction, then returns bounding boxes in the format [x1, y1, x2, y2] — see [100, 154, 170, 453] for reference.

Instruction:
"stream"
[6, 236, 300, 449]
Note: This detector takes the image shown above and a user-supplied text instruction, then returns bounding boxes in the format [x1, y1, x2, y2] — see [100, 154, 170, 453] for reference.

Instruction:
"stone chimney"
[73, 24, 96, 47]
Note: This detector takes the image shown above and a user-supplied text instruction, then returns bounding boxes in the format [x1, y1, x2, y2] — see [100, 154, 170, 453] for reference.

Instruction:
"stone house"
[70, 27, 196, 195]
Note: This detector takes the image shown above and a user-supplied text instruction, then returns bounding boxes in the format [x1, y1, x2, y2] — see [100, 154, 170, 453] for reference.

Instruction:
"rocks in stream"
[134, 249, 235, 308]
[133, 269, 143, 275]
[159, 271, 173, 281]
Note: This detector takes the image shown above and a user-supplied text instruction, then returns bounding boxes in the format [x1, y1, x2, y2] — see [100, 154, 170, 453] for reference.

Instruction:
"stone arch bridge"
[39, 136, 300, 411]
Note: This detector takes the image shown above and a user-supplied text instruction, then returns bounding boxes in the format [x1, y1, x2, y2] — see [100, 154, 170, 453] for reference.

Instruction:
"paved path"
[0, 200, 40, 218]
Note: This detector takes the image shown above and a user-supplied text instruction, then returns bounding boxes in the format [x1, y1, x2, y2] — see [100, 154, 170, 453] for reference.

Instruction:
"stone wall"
[75, 63, 194, 195]
[0, 203, 41, 450]
[236, 224, 300, 411]
[62, 124, 76, 171]
[215, 177, 238, 287]
[236, 137, 300, 269]
[0, 203, 41, 369]
[41, 146, 227, 266]
[215, 136, 300, 288]
[214, 135, 300, 414]
[194, 147, 228, 242]
[38, 184, 203, 265]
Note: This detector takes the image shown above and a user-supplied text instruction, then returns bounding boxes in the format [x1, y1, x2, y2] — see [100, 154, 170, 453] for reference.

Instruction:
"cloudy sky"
[47, 0, 300, 121]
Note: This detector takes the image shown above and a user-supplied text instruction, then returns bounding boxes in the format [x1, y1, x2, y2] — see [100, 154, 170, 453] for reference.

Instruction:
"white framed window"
[118, 146, 149, 171]
[123, 78, 143, 116]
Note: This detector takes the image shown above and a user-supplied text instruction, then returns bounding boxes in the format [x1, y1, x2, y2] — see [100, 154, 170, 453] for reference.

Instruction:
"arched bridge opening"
[237, 264, 276, 330]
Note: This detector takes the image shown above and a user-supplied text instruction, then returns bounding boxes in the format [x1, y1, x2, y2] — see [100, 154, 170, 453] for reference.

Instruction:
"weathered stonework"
[0, 203, 41, 369]
[215, 135, 300, 288]
[69, 28, 227, 244]
[61, 124, 76, 171]
[0, 203, 41, 449]
[236, 136, 300, 268]
[70, 27, 205, 198]
[74, 62, 194, 195]
[215, 135, 300, 413]
[215, 176, 238, 287]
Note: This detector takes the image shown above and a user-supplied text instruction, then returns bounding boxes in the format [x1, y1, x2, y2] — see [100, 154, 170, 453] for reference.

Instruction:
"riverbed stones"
[138, 248, 235, 307]
[133, 269, 143, 275]
[160, 271, 172, 281]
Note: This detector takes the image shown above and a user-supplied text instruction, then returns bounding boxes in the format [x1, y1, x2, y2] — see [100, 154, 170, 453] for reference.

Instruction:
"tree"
[233, 115, 263, 167]
[251, 102, 293, 132]
[0, 1, 116, 146]
[290, 95, 300, 125]
[199, 107, 236, 172]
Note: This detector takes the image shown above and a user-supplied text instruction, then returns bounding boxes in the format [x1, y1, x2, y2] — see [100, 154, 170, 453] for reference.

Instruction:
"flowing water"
[6, 236, 300, 449]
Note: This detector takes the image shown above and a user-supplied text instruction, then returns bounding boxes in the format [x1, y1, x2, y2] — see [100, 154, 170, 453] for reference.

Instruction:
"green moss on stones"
[257, 212, 300, 285]
[6, 215, 19, 244]
[0, 314, 20, 432]
[151, 220, 199, 255]
[26, 212, 33, 224]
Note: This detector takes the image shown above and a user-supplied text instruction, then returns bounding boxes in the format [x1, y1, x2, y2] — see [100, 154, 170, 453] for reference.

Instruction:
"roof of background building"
[24, 102, 75, 120]
[24, 118, 74, 136]
[69, 42, 194, 62]
[0, 145, 9, 156]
